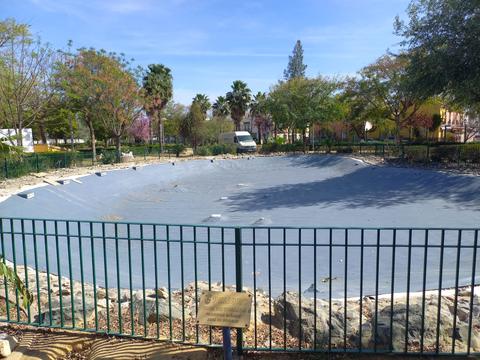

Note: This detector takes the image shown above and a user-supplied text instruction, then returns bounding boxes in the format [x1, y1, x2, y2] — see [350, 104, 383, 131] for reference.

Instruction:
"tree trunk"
[235, 118, 241, 131]
[302, 129, 307, 153]
[257, 124, 262, 145]
[87, 120, 96, 162]
[115, 136, 121, 162]
[16, 127, 23, 147]
[38, 119, 47, 144]
[395, 115, 401, 145]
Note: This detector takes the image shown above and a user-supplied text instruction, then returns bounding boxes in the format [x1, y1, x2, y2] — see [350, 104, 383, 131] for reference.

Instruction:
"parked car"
[219, 131, 257, 153]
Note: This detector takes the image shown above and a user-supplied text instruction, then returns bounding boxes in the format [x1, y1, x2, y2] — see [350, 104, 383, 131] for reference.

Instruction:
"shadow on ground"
[227, 164, 480, 211]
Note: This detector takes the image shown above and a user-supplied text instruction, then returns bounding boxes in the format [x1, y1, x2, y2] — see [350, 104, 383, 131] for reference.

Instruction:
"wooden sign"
[197, 291, 252, 328]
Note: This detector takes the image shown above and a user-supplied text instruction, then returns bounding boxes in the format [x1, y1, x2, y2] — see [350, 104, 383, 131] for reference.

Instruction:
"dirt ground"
[1, 325, 475, 360]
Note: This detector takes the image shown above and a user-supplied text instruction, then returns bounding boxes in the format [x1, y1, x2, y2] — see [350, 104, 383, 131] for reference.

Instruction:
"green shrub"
[100, 150, 117, 164]
[430, 145, 458, 162]
[335, 146, 353, 154]
[404, 146, 428, 163]
[195, 146, 212, 156]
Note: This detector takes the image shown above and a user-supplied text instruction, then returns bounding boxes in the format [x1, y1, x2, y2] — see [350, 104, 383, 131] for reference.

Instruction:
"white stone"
[0, 333, 17, 357]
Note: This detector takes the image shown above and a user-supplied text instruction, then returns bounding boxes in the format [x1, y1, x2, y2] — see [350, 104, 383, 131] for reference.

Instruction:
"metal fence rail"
[2, 143, 480, 180]
[0, 217, 479, 355]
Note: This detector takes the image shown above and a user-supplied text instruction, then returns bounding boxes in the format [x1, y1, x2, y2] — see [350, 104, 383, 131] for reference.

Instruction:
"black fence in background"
[1, 143, 480, 180]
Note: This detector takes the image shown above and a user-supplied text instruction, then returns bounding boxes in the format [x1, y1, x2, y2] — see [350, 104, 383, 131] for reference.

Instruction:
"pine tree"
[283, 40, 307, 80]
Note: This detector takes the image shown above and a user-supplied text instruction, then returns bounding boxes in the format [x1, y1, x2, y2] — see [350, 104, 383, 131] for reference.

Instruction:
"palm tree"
[192, 94, 211, 115]
[225, 80, 251, 130]
[142, 64, 173, 150]
[212, 96, 229, 118]
[250, 92, 271, 144]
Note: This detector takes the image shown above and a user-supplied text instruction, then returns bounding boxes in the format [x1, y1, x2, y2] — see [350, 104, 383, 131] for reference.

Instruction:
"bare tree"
[0, 30, 57, 146]
[464, 111, 480, 142]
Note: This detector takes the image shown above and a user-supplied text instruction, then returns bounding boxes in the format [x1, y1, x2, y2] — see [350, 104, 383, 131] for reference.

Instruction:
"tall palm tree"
[212, 96, 229, 118]
[250, 92, 271, 144]
[192, 93, 211, 115]
[142, 64, 173, 150]
[225, 80, 251, 130]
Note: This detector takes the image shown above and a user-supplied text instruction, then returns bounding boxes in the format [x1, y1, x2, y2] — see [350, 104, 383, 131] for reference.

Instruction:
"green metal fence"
[0, 217, 479, 355]
[1, 143, 480, 180]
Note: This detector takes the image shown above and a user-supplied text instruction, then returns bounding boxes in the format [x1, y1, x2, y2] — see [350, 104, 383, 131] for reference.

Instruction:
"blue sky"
[1, 0, 410, 105]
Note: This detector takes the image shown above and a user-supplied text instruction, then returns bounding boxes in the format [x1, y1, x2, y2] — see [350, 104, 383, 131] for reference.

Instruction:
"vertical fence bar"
[359, 229, 364, 352]
[452, 230, 462, 354]
[389, 229, 396, 352]
[268, 228, 273, 350]
[235, 227, 243, 356]
[32, 220, 41, 325]
[298, 228, 302, 351]
[127, 224, 134, 336]
[0, 219, 10, 322]
[140, 224, 146, 337]
[221, 228, 225, 292]
[253, 228, 258, 349]
[194, 226, 199, 344]
[374, 229, 380, 353]
[344, 229, 348, 352]
[420, 230, 429, 353]
[66, 221, 75, 329]
[207, 227, 212, 345]
[467, 230, 478, 355]
[436, 229, 445, 353]
[313, 229, 317, 351]
[10, 219, 20, 322]
[167, 225, 173, 341]
[45, 220, 52, 326]
[78, 222, 86, 329]
[115, 223, 122, 334]
[180, 226, 186, 342]
[54, 220, 63, 327]
[153, 225, 159, 338]
[102, 222, 109, 333]
[281, 228, 285, 349]
[21, 219, 31, 323]
[328, 228, 332, 352]
[90, 222, 97, 331]
[404, 229, 412, 352]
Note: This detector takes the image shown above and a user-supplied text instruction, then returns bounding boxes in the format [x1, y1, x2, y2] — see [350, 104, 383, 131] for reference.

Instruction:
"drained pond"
[1, 155, 479, 298]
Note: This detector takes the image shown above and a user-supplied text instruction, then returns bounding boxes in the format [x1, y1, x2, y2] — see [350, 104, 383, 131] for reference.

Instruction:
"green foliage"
[212, 96, 230, 118]
[0, 18, 29, 49]
[142, 64, 173, 149]
[180, 102, 206, 148]
[0, 256, 33, 308]
[202, 117, 234, 144]
[396, 0, 480, 109]
[192, 94, 211, 115]
[357, 54, 424, 142]
[142, 64, 173, 113]
[284, 40, 307, 80]
[226, 80, 251, 130]
[260, 141, 304, 153]
[431, 113, 442, 131]
[196, 143, 237, 156]
[268, 76, 342, 135]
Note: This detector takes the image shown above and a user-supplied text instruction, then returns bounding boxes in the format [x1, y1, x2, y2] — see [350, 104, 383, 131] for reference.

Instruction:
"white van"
[219, 131, 257, 153]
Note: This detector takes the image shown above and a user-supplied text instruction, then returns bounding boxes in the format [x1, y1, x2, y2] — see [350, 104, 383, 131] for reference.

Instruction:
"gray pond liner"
[1, 155, 479, 298]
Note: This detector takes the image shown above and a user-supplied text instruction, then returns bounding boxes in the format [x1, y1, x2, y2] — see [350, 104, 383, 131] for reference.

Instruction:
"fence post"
[234, 227, 243, 356]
